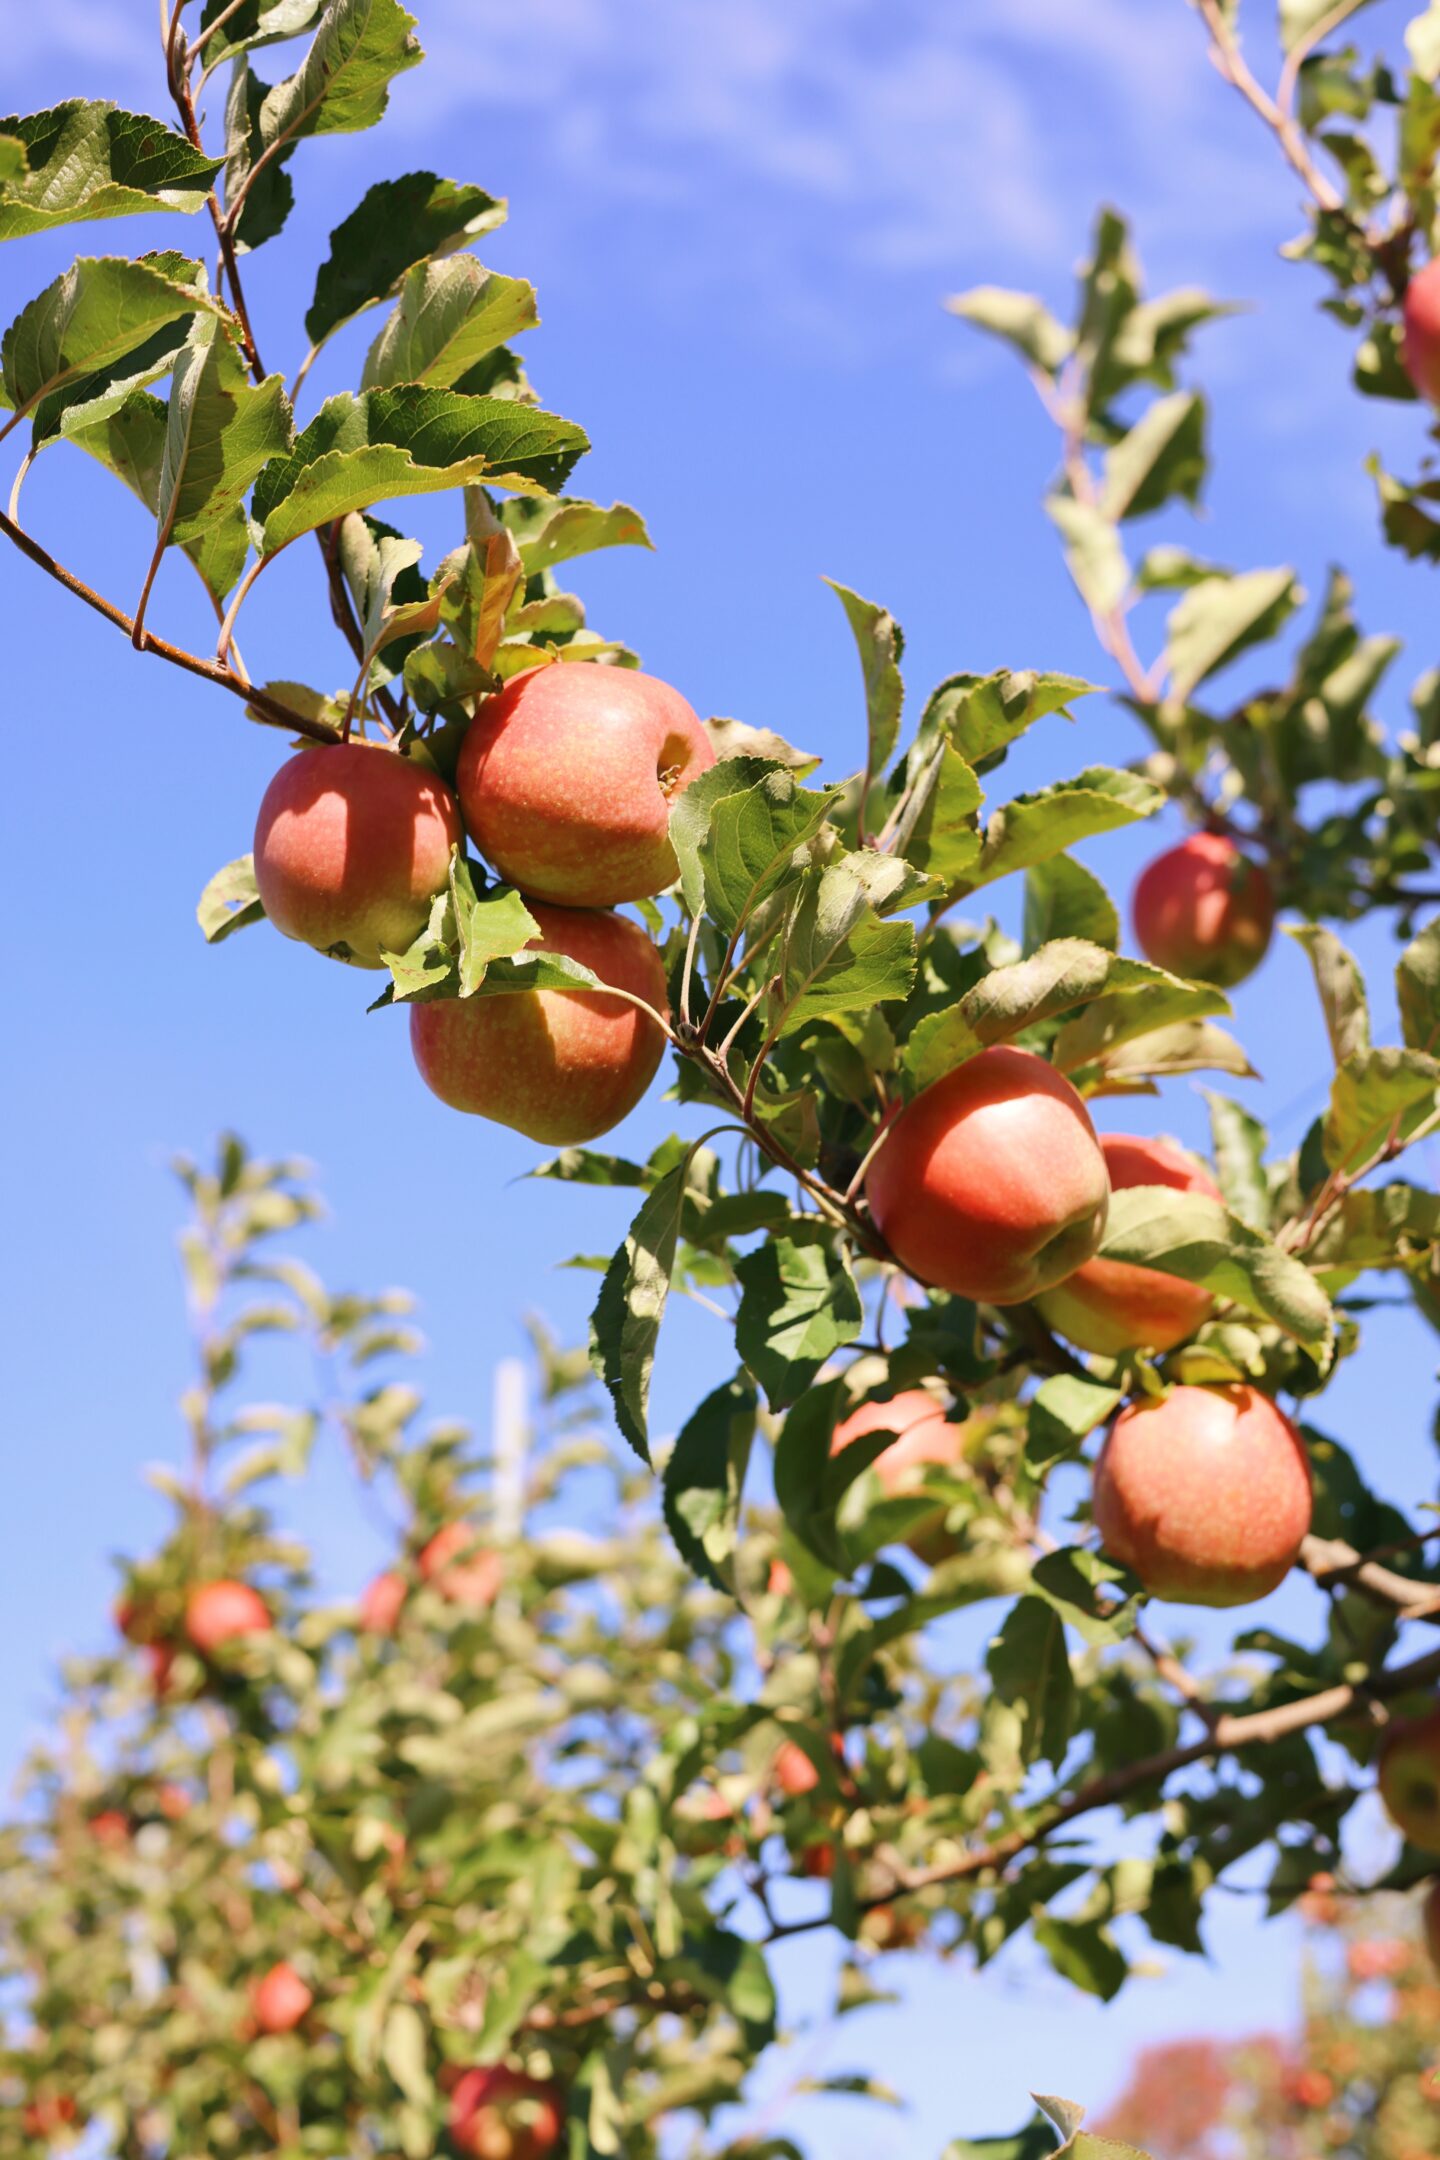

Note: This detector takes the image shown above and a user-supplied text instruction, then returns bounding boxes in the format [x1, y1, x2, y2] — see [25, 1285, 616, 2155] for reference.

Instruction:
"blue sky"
[3, 0, 1440, 2149]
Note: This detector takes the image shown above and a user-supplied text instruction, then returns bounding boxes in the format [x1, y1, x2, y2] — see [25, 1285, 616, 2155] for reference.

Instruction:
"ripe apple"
[865, 1046, 1110, 1304]
[87, 1809, 131, 1849]
[449, 2065, 565, 2160]
[1035, 1133, 1221, 1355]
[457, 663, 715, 907]
[829, 1389, 967, 1562]
[774, 1740, 821, 1798]
[253, 741, 462, 968]
[766, 1558, 794, 1597]
[250, 1961, 313, 2036]
[22, 2094, 78, 2140]
[1131, 832, 1275, 989]
[409, 902, 669, 1144]
[1379, 1706, 1440, 1852]
[418, 1523, 503, 1611]
[1092, 1384, 1311, 1606]
[358, 1569, 407, 1635]
[1403, 257, 1440, 403]
[185, 1580, 272, 1656]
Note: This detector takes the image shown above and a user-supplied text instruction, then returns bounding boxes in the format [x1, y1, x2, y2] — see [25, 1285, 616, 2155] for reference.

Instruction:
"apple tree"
[5, 0, 1440, 2152]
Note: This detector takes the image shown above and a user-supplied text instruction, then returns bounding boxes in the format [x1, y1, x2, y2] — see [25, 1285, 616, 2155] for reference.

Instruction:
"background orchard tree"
[7, 0, 1440, 2151]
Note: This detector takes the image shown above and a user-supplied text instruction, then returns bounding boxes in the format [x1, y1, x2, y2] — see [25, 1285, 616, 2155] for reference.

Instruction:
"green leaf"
[1045, 498, 1129, 618]
[361, 255, 538, 389]
[734, 1232, 863, 1410]
[902, 940, 1118, 1096]
[448, 864, 540, 997]
[922, 670, 1098, 770]
[589, 1162, 697, 1462]
[503, 495, 653, 576]
[1098, 1186, 1333, 1344]
[1031, 1917, 1127, 2002]
[1030, 1547, 1139, 1647]
[251, 387, 588, 554]
[155, 314, 292, 566]
[1024, 856, 1119, 956]
[662, 1376, 757, 1592]
[987, 1596, 1073, 1768]
[773, 856, 917, 1032]
[197, 0, 327, 71]
[1165, 568, 1301, 701]
[896, 740, 983, 886]
[1100, 391, 1206, 521]
[1203, 1090, 1270, 1229]
[970, 768, 1164, 892]
[669, 756, 788, 915]
[1397, 919, 1440, 1055]
[1323, 1048, 1440, 1174]
[945, 285, 1071, 373]
[1027, 1374, 1122, 1467]
[66, 388, 250, 604]
[382, 2000, 432, 2108]
[1287, 924, 1370, 1066]
[825, 579, 904, 781]
[226, 0, 423, 251]
[25, 249, 208, 446]
[696, 768, 839, 938]
[1282, 0, 1377, 49]
[1092, 1019, 1255, 1085]
[1, 255, 218, 427]
[0, 103, 222, 239]
[940, 2126, 1054, 2160]
[1051, 958, 1229, 1074]
[305, 171, 505, 346]
[197, 854, 266, 942]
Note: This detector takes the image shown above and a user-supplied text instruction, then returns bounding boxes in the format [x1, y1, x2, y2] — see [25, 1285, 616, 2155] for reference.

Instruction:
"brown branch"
[0, 508, 340, 743]
[763, 1636, 1440, 1941]
[1193, 0, 1344, 216]
[1301, 1532, 1440, 1619]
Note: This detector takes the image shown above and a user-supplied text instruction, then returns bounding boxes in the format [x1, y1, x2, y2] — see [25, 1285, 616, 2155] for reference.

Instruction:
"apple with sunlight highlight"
[253, 742, 462, 968]
[774, 1741, 821, 1799]
[1403, 257, 1440, 402]
[1093, 1384, 1311, 1607]
[185, 1580, 272, 1656]
[449, 2065, 566, 2160]
[865, 1046, 1110, 1304]
[1379, 1706, 1440, 1852]
[409, 902, 669, 1143]
[358, 1569, 407, 1636]
[1132, 832, 1275, 989]
[1036, 1134, 1221, 1355]
[458, 664, 715, 906]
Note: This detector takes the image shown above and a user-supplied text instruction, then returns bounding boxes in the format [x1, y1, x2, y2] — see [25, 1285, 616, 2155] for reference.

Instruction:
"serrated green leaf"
[446, 860, 540, 997]
[902, 940, 1118, 1096]
[697, 769, 839, 938]
[970, 768, 1164, 892]
[304, 170, 505, 346]
[66, 388, 251, 604]
[503, 495, 653, 576]
[1024, 855, 1119, 955]
[1026, 1374, 1123, 1466]
[0, 103, 222, 240]
[1165, 568, 1301, 700]
[590, 1162, 697, 1461]
[1031, 1917, 1127, 2001]
[661, 1375, 756, 1592]
[1397, 919, 1440, 1055]
[921, 669, 1098, 770]
[1090, 1019, 1254, 1085]
[1098, 1186, 1332, 1344]
[1323, 1048, 1440, 1174]
[825, 579, 904, 782]
[156, 314, 292, 565]
[1051, 958, 1229, 1073]
[945, 285, 1071, 372]
[1203, 1090, 1270, 1229]
[773, 856, 916, 1032]
[1100, 391, 1206, 521]
[1045, 497, 1129, 618]
[251, 387, 588, 553]
[987, 1596, 1073, 1768]
[897, 740, 983, 885]
[1287, 924, 1370, 1066]
[2, 255, 219, 425]
[362, 255, 538, 390]
[197, 854, 266, 942]
[734, 1233, 863, 1410]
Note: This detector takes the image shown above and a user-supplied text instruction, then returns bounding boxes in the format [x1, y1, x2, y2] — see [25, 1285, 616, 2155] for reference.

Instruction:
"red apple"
[1131, 832, 1275, 989]
[185, 1580, 271, 1656]
[418, 1524, 503, 1611]
[766, 1559, 794, 1597]
[1403, 257, 1440, 403]
[458, 664, 714, 906]
[774, 1740, 821, 1799]
[250, 1961, 313, 2036]
[156, 1783, 191, 1821]
[358, 1569, 407, 1635]
[409, 901, 669, 1144]
[1036, 1133, 1221, 1355]
[87, 1809, 131, 1850]
[22, 2094, 78, 2140]
[449, 2066, 565, 2160]
[1379, 1706, 1440, 1852]
[829, 1389, 967, 1562]
[799, 1840, 835, 1879]
[253, 741, 462, 968]
[865, 1046, 1110, 1304]
[1093, 1384, 1311, 1606]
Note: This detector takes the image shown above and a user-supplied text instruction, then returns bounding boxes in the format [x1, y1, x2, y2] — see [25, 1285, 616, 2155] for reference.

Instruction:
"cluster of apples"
[253, 665, 715, 1146]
